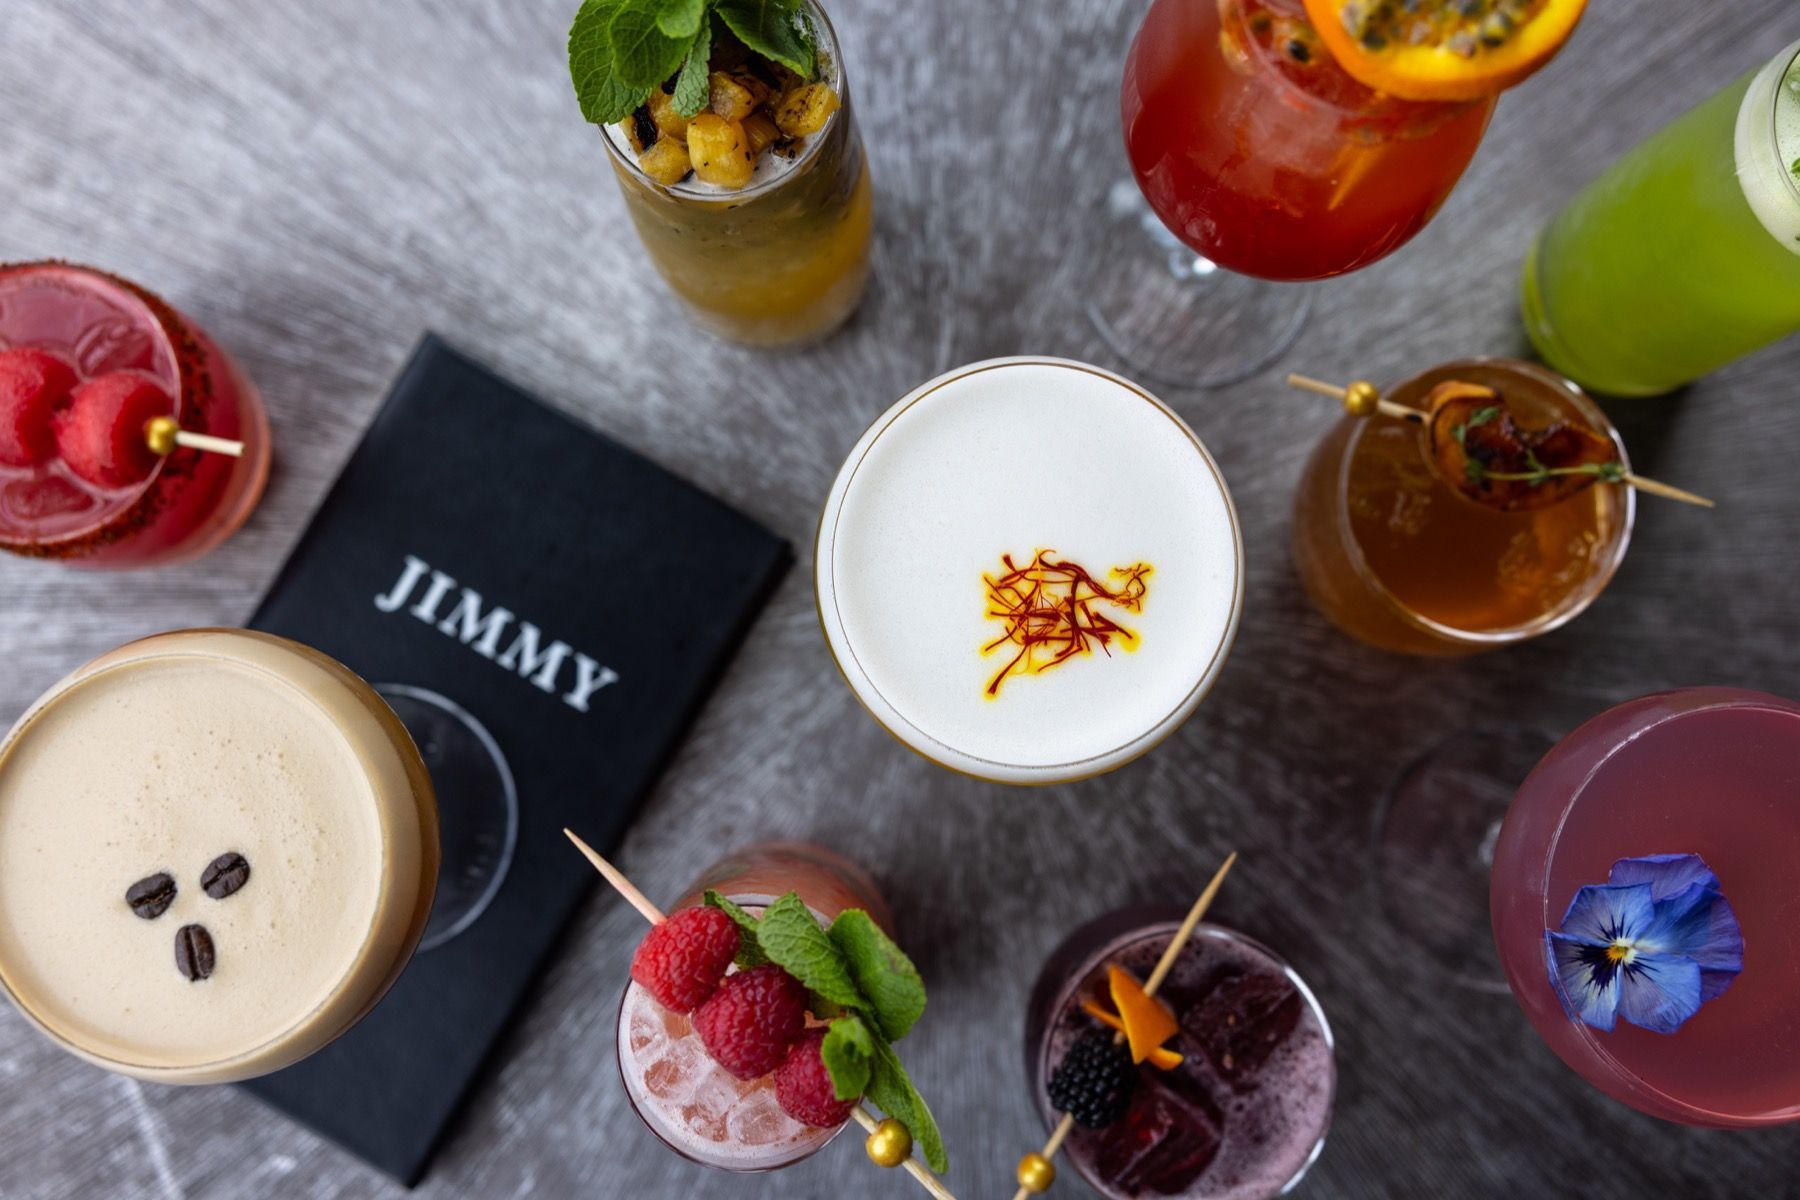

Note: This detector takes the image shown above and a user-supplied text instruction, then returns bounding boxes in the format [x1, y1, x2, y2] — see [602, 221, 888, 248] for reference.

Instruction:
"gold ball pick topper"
[867, 1117, 914, 1168]
[1016, 1152, 1056, 1194]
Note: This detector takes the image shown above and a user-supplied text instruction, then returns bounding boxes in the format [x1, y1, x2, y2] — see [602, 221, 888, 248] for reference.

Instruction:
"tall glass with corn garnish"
[598, 2, 872, 347]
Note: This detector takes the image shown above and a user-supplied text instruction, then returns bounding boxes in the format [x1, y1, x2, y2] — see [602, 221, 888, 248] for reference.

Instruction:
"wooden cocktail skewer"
[1011, 851, 1239, 1200]
[563, 829, 957, 1200]
[144, 415, 245, 459]
[1284, 374, 1715, 508]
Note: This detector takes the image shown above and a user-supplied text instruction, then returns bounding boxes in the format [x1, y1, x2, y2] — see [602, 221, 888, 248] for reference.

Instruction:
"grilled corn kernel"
[774, 83, 840, 138]
[708, 71, 758, 122]
[637, 136, 692, 186]
[743, 110, 781, 156]
[687, 113, 753, 187]
[647, 89, 690, 141]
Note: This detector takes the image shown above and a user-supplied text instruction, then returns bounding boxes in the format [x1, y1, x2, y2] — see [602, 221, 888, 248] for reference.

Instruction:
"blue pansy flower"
[1544, 853, 1743, 1035]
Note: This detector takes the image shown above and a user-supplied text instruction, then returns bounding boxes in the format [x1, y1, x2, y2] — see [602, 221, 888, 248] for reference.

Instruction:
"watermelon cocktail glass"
[1091, 0, 1494, 386]
[1491, 689, 1800, 1126]
[0, 262, 270, 567]
[615, 843, 891, 1170]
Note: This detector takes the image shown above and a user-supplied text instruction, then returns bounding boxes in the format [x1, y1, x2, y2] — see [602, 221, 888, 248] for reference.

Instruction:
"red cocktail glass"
[1090, 0, 1495, 386]
[0, 262, 270, 567]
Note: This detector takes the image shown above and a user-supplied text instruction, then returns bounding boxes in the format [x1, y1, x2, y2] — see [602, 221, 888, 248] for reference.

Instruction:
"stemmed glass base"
[1372, 727, 1555, 993]
[375, 685, 518, 953]
[1084, 180, 1311, 389]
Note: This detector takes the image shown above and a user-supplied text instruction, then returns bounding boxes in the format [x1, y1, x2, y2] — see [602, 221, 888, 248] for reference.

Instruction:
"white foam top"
[0, 656, 387, 1068]
[1736, 38, 1800, 256]
[817, 359, 1242, 781]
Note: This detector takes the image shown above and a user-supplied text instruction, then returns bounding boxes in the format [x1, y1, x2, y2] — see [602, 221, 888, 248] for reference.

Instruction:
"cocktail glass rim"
[0, 629, 440, 1084]
[1030, 916, 1336, 1200]
[1493, 686, 1800, 1128]
[813, 355, 1246, 786]
[1761, 43, 1800, 210]
[596, 0, 847, 205]
[0, 261, 186, 556]
[1328, 356, 1637, 649]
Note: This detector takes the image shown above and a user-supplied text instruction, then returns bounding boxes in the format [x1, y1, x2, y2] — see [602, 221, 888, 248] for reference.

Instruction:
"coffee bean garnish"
[125, 873, 177, 920]
[201, 851, 251, 900]
[174, 924, 216, 982]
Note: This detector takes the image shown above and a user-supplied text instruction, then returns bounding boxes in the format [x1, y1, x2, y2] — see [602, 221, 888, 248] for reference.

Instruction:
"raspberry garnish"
[629, 904, 740, 1014]
[0, 348, 78, 468]
[54, 371, 174, 489]
[692, 962, 808, 1080]
[774, 1027, 859, 1128]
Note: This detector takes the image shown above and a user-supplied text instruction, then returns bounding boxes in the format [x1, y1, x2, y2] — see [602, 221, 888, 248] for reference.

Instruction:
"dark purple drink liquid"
[1027, 910, 1334, 1199]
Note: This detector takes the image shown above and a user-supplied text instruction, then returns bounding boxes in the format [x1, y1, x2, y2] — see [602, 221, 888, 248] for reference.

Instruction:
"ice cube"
[1182, 971, 1302, 1087]
[684, 1068, 742, 1143]
[643, 1036, 702, 1104]
[629, 1006, 665, 1054]
[1096, 1076, 1222, 1195]
[727, 1087, 799, 1147]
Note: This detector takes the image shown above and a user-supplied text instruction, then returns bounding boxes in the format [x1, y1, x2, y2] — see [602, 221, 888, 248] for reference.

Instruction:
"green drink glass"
[1521, 38, 1800, 396]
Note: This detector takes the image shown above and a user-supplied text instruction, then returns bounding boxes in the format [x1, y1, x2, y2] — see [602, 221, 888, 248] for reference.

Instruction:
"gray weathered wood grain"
[3, 1, 1798, 1197]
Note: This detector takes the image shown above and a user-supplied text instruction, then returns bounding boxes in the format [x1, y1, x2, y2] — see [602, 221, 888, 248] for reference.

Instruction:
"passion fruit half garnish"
[1423, 380, 1618, 512]
[1302, 0, 1588, 101]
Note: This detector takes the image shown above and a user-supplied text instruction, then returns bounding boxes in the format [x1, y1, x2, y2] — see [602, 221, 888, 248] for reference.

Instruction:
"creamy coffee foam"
[820, 360, 1241, 775]
[0, 655, 388, 1069]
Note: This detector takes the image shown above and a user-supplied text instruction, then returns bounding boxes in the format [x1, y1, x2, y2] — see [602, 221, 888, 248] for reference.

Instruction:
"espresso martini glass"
[815, 357, 1243, 785]
[0, 629, 439, 1083]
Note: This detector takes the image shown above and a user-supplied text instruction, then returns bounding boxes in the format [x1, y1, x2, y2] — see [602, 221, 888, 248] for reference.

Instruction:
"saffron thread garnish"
[981, 550, 1151, 698]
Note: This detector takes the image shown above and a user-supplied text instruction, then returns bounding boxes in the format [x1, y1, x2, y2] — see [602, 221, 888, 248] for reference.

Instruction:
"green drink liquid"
[1522, 41, 1800, 396]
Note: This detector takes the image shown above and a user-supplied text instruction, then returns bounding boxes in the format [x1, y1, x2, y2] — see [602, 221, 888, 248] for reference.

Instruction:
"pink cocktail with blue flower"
[1490, 688, 1800, 1126]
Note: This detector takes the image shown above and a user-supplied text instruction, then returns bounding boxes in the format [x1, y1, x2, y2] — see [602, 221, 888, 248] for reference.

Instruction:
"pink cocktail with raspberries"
[614, 843, 902, 1171]
[0, 262, 269, 566]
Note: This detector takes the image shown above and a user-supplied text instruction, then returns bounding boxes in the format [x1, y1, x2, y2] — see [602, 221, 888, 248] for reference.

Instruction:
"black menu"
[240, 335, 789, 1184]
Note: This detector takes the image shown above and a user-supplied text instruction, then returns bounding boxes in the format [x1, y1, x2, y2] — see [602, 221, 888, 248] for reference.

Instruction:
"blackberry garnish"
[1048, 1027, 1137, 1129]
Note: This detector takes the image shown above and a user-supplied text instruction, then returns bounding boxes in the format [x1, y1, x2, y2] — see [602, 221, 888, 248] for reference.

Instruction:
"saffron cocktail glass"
[0, 262, 270, 567]
[1291, 358, 1634, 657]
[615, 843, 889, 1170]
[600, 1, 873, 348]
[1025, 907, 1335, 1198]
[815, 357, 1243, 785]
[1521, 39, 1800, 396]
[1490, 689, 1800, 1126]
[1089, 0, 1495, 386]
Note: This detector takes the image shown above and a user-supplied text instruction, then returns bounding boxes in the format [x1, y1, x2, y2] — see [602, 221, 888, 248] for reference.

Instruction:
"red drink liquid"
[1122, 0, 1496, 281]
[1026, 910, 1335, 1198]
[0, 263, 269, 566]
[1491, 689, 1800, 1126]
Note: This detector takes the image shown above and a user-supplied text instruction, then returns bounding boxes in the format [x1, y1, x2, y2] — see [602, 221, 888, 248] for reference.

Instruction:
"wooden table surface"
[3, 1, 1797, 1197]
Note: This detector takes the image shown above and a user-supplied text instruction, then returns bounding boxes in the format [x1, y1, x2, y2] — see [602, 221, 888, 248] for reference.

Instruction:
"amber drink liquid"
[1026, 910, 1335, 1200]
[1292, 359, 1633, 655]
[602, 2, 872, 347]
[615, 843, 889, 1170]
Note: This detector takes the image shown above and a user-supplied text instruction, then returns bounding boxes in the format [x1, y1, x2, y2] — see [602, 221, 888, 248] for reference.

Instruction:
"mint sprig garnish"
[756, 892, 866, 1011]
[829, 909, 925, 1041]
[701, 888, 946, 1173]
[568, 0, 818, 125]
[715, 0, 815, 76]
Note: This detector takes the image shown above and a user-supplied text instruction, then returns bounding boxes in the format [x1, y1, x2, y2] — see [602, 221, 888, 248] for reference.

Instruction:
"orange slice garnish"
[1302, 0, 1587, 101]
[1107, 964, 1181, 1066]
[1080, 999, 1183, 1070]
